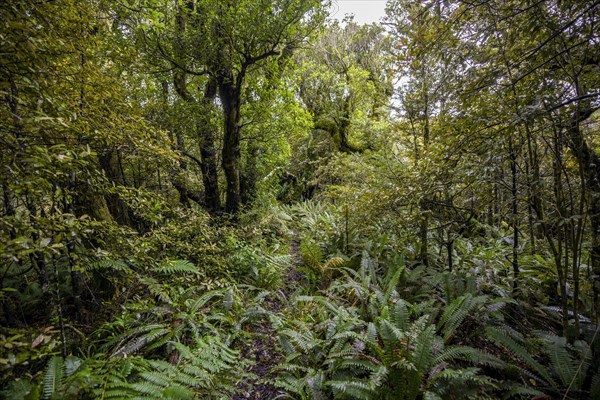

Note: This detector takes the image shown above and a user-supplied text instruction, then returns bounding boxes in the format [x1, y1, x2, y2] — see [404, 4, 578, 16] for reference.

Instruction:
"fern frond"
[359, 251, 375, 286]
[159, 259, 199, 275]
[43, 356, 65, 400]
[138, 370, 172, 387]
[64, 355, 83, 377]
[499, 382, 547, 399]
[368, 364, 389, 388]
[273, 360, 311, 374]
[367, 322, 379, 347]
[295, 295, 340, 314]
[334, 358, 381, 373]
[485, 326, 555, 387]
[111, 326, 170, 357]
[128, 381, 164, 395]
[423, 391, 443, 400]
[429, 367, 497, 389]
[433, 345, 506, 369]
[390, 299, 411, 331]
[161, 384, 196, 399]
[138, 276, 172, 304]
[324, 256, 346, 270]
[541, 333, 577, 387]
[313, 369, 330, 389]
[274, 374, 310, 395]
[591, 367, 600, 399]
[438, 294, 487, 343]
[280, 328, 317, 353]
[327, 380, 376, 400]
[86, 258, 133, 273]
[383, 264, 405, 304]
[179, 364, 210, 382]
[403, 323, 435, 400]
[412, 324, 435, 373]
[300, 239, 324, 272]
[379, 319, 406, 349]
[188, 289, 226, 313]
[100, 336, 243, 399]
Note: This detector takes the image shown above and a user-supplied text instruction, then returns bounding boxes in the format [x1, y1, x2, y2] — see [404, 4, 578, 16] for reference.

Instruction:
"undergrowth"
[1, 201, 599, 399]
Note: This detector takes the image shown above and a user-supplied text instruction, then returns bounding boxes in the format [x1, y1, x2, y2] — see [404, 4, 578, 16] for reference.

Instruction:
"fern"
[379, 319, 406, 350]
[543, 333, 578, 387]
[591, 367, 600, 399]
[327, 380, 376, 400]
[433, 345, 506, 369]
[300, 239, 324, 272]
[280, 328, 318, 354]
[500, 383, 548, 399]
[437, 294, 488, 343]
[428, 367, 498, 397]
[390, 299, 410, 331]
[383, 262, 405, 304]
[98, 338, 245, 399]
[485, 326, 556, 387]
[137, 276, 172, 304]
[188, 289, 227, 313]
[86, 258, 133, 273]
[159, 259, 199, 275]
[295, 295, 341, 314]
[537, 332, 593, 393]
[406, 324, 435, 400]
[109, 324, 170, 357]
[43, 356, 65, 400]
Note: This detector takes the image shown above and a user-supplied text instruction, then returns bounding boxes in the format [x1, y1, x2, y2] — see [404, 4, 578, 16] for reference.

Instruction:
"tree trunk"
[552, 130, 569, 332]
[564, 105, 600, 321]
[198, 79, 221, 212]
[219, 80, 242, 213]
[98, 148, 133, 226]
[509, 137, 519, 291]
[241, 142, 259, 205]
[172, 73, 221, 212]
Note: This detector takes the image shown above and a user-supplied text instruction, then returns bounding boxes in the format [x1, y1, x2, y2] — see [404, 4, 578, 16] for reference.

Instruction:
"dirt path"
[233, 234, 303, 399]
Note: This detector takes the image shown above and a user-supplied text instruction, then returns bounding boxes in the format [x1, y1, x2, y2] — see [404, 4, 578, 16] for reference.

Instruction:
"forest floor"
[233, 235, 304, 399]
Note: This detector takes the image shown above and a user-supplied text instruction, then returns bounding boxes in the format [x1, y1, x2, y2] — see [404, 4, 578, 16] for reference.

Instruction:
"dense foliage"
[1, 0, 599, 399]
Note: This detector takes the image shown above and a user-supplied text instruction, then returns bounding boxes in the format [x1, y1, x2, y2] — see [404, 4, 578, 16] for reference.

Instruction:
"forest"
[1, 0, 599, 398]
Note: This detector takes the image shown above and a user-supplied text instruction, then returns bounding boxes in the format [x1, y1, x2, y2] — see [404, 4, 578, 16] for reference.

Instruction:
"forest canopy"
[1, 0, 599, 399]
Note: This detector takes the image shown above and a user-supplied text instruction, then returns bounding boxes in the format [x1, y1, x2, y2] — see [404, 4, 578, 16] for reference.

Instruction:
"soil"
[232, 235, 304, 399]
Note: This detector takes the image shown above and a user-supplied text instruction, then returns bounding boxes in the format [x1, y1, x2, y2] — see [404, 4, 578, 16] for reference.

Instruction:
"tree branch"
[182, 151, 203, 168]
